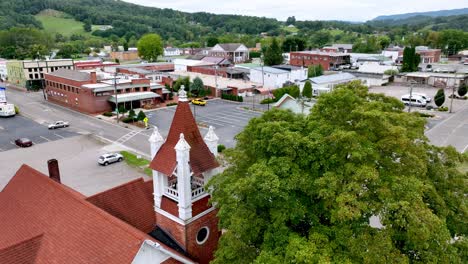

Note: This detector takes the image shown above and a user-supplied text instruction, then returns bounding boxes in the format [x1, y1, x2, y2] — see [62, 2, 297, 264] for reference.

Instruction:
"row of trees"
[208, 81, 467, 263]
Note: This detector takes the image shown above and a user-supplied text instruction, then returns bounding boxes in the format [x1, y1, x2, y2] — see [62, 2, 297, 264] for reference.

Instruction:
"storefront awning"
[108, 92, 161, 104]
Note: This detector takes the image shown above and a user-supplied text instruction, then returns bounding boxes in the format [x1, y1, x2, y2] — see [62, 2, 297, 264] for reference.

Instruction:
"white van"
[400, 94, 427, 107]
[411, 93, 431, 102]
[0, 103, 15, 117]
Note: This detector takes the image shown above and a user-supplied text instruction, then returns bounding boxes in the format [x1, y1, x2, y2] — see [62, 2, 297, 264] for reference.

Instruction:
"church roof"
[86, 178, 156, 233]
[0, 165, 190, 263]
[149, 98, 219, 176]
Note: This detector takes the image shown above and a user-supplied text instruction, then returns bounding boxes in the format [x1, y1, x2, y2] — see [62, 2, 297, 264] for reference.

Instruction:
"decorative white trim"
[155, 206, 217, 226]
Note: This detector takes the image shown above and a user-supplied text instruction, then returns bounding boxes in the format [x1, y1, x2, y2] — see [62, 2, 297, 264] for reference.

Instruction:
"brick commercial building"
[6, 59, 74, 90]
[289, 51, 351, 70]
[74, 60, 119, 70]
[45, 69, 167, 114]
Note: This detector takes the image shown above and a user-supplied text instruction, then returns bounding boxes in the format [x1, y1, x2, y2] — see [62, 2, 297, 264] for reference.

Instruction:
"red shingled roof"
[0, 165, 191, 264]
[150, 101, 218, 176]
[87, 178, 156, 233]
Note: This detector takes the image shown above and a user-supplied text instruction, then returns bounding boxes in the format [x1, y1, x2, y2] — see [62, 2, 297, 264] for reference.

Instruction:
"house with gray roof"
[209, 43, 249, 63]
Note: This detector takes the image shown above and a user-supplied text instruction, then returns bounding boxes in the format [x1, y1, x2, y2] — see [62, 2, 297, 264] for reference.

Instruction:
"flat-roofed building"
[45, 69, 167, 114]
[290, 51, 351, 70]
[6, 59, 74, 90]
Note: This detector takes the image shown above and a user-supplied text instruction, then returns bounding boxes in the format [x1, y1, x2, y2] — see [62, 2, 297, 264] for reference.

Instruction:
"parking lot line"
[10, 141, 15, 146]
[54, 133, 65, 139]
[40, 136, 51, 142]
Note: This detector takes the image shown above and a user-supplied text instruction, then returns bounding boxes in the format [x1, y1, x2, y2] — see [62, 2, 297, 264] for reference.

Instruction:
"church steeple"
[149, 90, 220, 264]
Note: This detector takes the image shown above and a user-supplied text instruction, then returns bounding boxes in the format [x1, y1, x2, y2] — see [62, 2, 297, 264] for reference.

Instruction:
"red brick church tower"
[149, 89, 220, 264]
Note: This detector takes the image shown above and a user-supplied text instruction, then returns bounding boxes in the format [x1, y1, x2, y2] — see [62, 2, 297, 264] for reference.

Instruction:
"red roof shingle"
[86, 178, 156, 233]
[0, 165, 190, 264]
[150, 101, 218, 176]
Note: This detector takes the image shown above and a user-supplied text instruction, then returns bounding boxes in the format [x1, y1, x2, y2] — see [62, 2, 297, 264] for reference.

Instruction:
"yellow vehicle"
[191, 98, 207, 106]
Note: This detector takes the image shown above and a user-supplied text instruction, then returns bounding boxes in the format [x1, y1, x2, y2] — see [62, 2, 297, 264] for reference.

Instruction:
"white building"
[0, 59, 7, 81]
[250, 67, 290, 89]
[173, 59, 214, 72]
[273, 93, 316, 115]
[164, 48, 182, 57]
[301, 72, 357, 96]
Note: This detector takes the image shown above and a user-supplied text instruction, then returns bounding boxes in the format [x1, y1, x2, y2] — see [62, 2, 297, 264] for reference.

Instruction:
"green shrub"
[260, 98, 275, 104]
[137, 110, 146, 121]
[217, 144, 226, 153]
[438, 106, 448, 112]
[417, 112, 435, 118]
[221, 93, 243, 102]
[14, 105, 19, 114]
[103, 112, 113, 117]
[302, 81, 312, 99]
[458, 84, 467, 97]
[166, 102, 178, 107]
[434, 89, 445, 107]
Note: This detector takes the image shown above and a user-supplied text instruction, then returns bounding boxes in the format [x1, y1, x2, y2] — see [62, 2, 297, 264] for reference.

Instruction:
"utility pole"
[449, 86, 455, 113]
[114, 71, 119, 123]
[214, 65, 219, 97]
[408, 80, 416, 113]
[261, 54, 267, 110]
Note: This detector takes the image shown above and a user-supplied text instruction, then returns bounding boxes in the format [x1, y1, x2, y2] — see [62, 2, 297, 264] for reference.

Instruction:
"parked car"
[191, 98, 207, 106]
[98, 153, 124, 166]
[48, 121, 69, 129]
[411, 93, 431, 102]
[401, 94, 427, 107]
[15, 138, 33, 148]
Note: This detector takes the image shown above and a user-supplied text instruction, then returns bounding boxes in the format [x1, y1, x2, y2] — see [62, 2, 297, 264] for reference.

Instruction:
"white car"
[400, 94, 427, 107]
[98, 153, 124, 166]
[48, 121, 69, 129]
[411, 93, 431, 102]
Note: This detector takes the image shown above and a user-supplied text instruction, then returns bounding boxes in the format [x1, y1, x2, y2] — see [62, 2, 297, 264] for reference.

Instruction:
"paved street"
[370, 85, 468, 152]
[0, 115, 76, 151]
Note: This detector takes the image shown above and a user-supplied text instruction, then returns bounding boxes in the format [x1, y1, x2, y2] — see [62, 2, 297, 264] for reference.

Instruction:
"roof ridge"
[86, 178, 146, 200]
[0, 233, 44, 251]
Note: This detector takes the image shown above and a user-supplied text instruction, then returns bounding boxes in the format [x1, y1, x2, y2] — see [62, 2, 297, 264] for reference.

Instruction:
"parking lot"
[146, 99, 263, 148]
[0, 115, 77, 152]
[0, 135, 150, 195]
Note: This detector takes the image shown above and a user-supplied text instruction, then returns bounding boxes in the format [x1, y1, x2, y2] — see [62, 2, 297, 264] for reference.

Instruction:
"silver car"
[98, 153, 124, 166]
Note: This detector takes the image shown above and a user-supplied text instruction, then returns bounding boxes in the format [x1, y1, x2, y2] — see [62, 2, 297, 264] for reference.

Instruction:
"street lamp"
[449, 73, 458, 113]
[251, 85, 256, 111]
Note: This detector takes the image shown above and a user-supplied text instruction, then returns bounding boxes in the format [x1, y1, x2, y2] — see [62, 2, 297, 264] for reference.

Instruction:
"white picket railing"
[191, 186, 205, 199]
[165, 187, 179, 200]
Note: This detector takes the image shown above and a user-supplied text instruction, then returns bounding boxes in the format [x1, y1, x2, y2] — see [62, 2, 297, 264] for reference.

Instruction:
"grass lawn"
[120, 151, 152, 177]
[282, 25, 299, 33]
[35, 9, 103, 37]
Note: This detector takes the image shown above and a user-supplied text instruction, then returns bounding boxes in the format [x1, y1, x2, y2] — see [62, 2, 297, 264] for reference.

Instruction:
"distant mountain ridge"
[373, 8, 468, 21]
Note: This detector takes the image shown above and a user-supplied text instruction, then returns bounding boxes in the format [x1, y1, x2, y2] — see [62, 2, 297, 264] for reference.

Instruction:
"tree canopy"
[302, 81, 312, 99]
[208, 81, 467, 263]
[401, 47, 421, 72]
[263, 38, 283, 66]
[137, 33, 163, 62]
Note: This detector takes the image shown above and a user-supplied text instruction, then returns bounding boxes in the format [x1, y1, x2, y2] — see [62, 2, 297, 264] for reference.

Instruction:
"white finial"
[148, 126, 164, 143]
[204, 126, 219, 142]
[175, 133, 191, 151]
[178, 87, 188, 102]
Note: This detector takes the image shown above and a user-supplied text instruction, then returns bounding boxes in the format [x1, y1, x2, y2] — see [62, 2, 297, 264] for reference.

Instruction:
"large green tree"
[263, 37, 283, 66]
[302, 81, 312, 99]
[401, 47, 421, 72]
[137, 33, 163, 62]
[208, 81, 467, 263]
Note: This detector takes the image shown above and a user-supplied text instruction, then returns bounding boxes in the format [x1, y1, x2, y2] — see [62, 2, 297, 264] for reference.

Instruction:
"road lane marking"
[40, 136, 51, 142]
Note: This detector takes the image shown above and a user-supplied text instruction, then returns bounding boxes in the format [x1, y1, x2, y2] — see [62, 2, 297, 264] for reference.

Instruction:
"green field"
[35, 9, 101, 37]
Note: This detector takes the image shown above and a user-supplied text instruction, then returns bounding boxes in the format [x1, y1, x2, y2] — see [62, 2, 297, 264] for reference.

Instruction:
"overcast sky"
[122, 0, 468, 21]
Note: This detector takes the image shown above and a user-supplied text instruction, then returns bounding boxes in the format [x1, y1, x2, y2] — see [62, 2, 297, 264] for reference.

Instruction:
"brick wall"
[185, 210, 220, 264]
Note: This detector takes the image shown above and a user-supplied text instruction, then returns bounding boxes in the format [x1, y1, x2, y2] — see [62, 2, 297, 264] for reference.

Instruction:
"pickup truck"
[48, 121, 69, 129]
